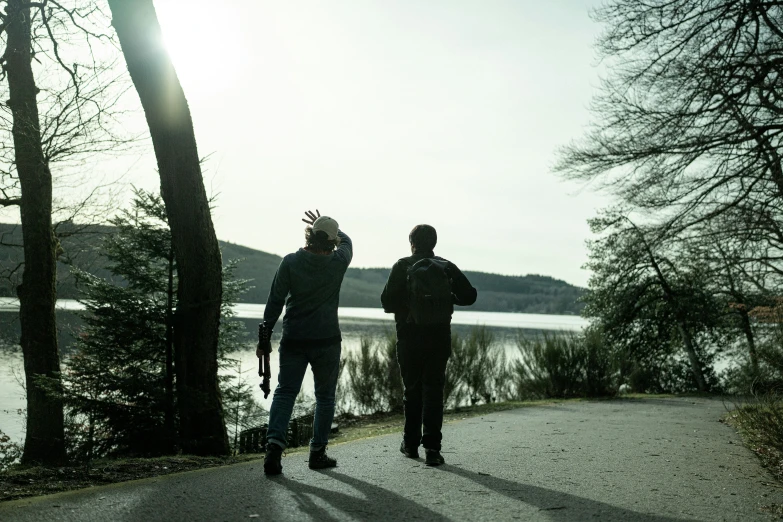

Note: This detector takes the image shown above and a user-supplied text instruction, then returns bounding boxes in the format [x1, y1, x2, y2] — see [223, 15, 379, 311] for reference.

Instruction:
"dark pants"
[396, 323, 451, 451]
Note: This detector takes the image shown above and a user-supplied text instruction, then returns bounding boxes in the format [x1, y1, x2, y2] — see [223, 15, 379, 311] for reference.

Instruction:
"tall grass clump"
[513, 328, 615, 399]
[444, 333, 468, 408]
[344, 332, 403, 414]
[345, 337, 384, 414]
[342, 326, 512, 414]
[333, 358, 349, 415]
[451, 326, 510, 405]
[582, 327, 615, 396]
[734, 395, 783, 451]
[379, 329, 404, 412]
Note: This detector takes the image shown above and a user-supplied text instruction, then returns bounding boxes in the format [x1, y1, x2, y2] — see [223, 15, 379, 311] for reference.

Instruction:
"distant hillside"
[336, 268, 584, 314]
[0, 224, 584, 315]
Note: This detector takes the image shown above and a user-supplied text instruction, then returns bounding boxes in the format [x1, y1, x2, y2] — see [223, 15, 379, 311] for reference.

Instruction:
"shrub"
[63, 190, 253, 460]
[344, 325, 511, 412]
[343, 334, 404, 414]
[617, 335, 722, 395]
[514, 332, 586, 399]
[344, 337, 384, 414]
[724, 341, 783, 395]
[378, 329, 404, 412]
[459, 326, 507, 405]
[513, 328, 616, 399]
[722, 359, 762, 396]
[0, 429, 22, 472]
[657, 351, 721, 394]
[223, 360, 268, 455]
[583, 327, 615, 396]
[444, 333, 467, 408]
[334, 358, 349, 415]
[731, 393, 783, 481]
[342, 331, 404, 414]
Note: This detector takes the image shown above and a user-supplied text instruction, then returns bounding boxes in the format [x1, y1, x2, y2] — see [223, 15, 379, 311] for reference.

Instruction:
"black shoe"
[264, 443, 283, 475]
[309, 447, 337, 470]
[400, 440, 419, 459]
[424, 449, 445, 466]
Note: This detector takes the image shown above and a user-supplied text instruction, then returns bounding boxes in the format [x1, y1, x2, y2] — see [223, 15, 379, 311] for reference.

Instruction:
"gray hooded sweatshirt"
[263, 231, 352, 348]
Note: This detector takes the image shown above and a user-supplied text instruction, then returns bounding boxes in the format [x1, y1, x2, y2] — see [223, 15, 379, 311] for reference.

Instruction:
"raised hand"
[302, 209, 321, 225]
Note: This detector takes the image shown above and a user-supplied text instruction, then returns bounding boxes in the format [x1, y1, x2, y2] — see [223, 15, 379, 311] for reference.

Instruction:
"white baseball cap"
[311, 216, 339, 240]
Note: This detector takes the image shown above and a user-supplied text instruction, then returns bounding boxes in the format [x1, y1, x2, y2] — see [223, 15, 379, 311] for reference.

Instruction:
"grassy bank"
[0, 399, 574, 502]
[724, 397, 783, 485]
[722, 397, 783, 517]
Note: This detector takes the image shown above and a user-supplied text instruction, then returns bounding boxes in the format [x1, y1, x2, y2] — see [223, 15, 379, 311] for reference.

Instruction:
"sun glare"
[156, 2, 237, 98]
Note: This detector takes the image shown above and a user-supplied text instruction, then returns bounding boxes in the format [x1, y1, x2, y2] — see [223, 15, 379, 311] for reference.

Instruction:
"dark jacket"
[380, 250, 477, 326]
[263, 231, 352, 347]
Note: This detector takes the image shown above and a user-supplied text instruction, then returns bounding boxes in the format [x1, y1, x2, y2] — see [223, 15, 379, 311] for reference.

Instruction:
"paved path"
[1, 398, 781, 521]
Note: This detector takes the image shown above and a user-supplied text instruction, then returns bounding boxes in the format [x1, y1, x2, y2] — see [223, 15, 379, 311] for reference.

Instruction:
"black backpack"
[406, 258, 454, 324]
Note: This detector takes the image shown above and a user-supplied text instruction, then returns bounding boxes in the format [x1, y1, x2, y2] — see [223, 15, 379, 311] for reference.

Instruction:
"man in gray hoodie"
[260, 210, 352, 475]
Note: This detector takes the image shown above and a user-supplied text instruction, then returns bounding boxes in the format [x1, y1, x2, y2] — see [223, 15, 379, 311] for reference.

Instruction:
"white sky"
[92, 0, 611, 287]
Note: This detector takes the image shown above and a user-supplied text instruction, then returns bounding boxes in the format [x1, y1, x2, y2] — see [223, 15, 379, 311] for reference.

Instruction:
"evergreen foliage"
[63, 189, 258, 459]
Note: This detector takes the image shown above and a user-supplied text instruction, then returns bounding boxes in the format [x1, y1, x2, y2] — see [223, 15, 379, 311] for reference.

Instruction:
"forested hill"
[0, 224, 584, 315]
[173, 242, 585, 314]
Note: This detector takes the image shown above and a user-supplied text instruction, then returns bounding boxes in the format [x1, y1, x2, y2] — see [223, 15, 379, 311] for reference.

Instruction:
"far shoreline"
[0, 298, 589, 331]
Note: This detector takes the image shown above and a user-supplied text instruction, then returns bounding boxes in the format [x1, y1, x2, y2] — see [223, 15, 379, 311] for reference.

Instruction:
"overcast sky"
[113, 0, 610, 287]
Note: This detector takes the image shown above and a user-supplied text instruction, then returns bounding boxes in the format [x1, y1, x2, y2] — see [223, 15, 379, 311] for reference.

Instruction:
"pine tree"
[64, 189, 255, 458]
[218, 261, 266, 454]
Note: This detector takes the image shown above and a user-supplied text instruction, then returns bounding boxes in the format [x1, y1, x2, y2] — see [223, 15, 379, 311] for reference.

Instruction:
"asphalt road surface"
[1, 397, 781, 521]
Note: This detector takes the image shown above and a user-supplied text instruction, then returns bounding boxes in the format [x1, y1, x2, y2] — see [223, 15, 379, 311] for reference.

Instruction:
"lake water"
[0, 299, 587, 331]
[0, 300, 588, 444]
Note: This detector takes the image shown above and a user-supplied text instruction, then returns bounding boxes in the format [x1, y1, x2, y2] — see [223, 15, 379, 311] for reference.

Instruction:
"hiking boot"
[309, 447, 337, 470]
[264, 442, 283, 475]
[424, 449, 445, 466]
[400, 440, 419, 459]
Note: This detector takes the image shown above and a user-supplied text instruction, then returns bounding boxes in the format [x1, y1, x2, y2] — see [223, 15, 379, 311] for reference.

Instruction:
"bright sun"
[155, 1, 238, 98]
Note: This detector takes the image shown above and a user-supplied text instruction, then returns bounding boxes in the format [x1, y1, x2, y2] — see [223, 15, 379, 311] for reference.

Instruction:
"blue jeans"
[266, 343, 342, 451]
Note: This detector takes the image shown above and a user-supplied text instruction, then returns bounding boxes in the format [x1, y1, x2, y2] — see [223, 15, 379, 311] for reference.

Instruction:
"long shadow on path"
[272, 466, 694, 522]
[273, 470, 450, 522]
[439, 465, 694, 522]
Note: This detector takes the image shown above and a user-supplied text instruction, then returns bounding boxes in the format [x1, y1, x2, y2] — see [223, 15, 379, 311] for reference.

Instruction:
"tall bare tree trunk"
[637, 232, 709, 391]
[676, 323, 708, 392]
[738, 308, 760, 376]
[106, 0, 228, 455]
[5, 0, 66, 465]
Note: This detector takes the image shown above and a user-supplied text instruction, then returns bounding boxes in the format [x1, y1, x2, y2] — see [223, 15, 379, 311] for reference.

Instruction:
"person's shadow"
[274, 465, 695, 522]
[438, 465, 695, 522]
[274, 470, 451, 522]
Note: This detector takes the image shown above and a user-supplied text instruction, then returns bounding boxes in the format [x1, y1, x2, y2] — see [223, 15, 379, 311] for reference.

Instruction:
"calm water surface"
[0, 300, 587, 443]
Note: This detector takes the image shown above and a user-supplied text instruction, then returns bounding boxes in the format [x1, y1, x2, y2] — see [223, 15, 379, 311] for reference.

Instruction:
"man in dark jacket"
[381, 224, 477, 466]
[260, 210, 352, 475]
